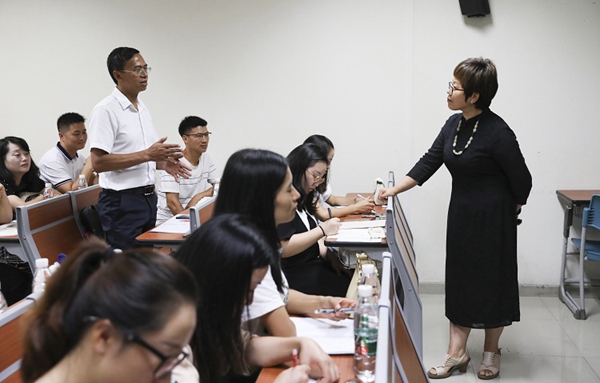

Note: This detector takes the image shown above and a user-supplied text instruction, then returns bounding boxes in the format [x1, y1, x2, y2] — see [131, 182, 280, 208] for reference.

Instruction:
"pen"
[176, 215, 190, 219]
[357, 194, 368, 200]
[292, 348, 298, 367]
[314, 308, 355, 314]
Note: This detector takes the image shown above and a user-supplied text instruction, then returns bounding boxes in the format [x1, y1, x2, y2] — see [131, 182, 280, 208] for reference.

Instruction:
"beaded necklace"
[452, 118, 479, 156]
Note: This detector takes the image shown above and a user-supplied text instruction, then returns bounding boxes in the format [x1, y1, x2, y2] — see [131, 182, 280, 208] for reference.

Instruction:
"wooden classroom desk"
[0, 223, 27, 262]
[556, 189, 600, 319]
[135, 209, 191, 248]
[324, 193, 388, 262]
[256, 355, 355, 383]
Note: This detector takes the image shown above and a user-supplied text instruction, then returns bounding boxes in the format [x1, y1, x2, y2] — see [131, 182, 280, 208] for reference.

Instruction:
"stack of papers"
[328, 219, 386, 242]
[0, 221, 18, 237]
[290, 317, 354, 355]
[150, 214, 190, 234]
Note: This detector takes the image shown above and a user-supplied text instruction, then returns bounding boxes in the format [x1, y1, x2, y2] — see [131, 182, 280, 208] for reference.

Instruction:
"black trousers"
[98, 187, 157, 250]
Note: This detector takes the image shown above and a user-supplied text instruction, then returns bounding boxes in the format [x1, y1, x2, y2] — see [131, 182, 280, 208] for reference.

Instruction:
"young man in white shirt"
[88, 47, 190, 250]
[156, 116, 217, 224]
[39, 113, 96, 193]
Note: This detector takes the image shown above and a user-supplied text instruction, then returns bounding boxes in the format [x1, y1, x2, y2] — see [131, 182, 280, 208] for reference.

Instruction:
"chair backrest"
[190, 195, 216, 232]
[0, 292, 40, 383]
[583, 194, 600, 230]
[16, 194, 83, 269]
[68, 185, 101, 237]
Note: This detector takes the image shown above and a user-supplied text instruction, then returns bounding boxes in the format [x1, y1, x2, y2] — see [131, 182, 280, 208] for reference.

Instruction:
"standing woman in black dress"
[380, 57, 532, 380]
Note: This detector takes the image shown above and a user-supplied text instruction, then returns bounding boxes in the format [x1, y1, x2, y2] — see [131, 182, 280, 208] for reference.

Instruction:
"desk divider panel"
[0, 293, 40, 383]
[17, 194, 83, 267]
[189, 195, 216, 233]
[385, 189, 423, 357]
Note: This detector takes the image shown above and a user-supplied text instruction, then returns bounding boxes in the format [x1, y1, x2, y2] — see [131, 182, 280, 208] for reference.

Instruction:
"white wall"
[1, 0, 599, 286]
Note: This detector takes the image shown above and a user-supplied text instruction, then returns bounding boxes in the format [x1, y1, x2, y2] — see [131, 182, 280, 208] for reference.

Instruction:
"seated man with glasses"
[156, 116, 217, 225]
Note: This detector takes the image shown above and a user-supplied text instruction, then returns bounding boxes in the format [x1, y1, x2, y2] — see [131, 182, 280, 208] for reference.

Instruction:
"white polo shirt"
[88, 88, 158, 191]
[38, 143, 86, 189]
[156, 154, 217, 224]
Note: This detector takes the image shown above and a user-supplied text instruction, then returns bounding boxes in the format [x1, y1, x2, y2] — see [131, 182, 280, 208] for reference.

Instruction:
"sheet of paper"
[328, 228, 386, 242]
[0, 221, 18, 237]
[339, 219, 385, 230]
[290, 317, 354, 355]
[150, 214, 190, 233]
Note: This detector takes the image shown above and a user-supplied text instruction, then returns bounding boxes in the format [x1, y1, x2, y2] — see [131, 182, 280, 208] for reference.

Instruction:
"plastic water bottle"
[42, 183, 54, 199]
[359, 264, 381, 303]
[32, 258, 51, 292]
[0, 281, 8, 313]
[354, 284, 378, 382]
[77, 174, 88, 189]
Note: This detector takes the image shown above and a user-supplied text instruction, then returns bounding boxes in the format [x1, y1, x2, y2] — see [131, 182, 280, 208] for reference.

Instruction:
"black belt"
[105, 185, 155, 196]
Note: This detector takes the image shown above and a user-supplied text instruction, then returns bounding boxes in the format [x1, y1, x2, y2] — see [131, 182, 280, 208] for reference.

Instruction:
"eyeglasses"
[448, 82, 464, 96]
[83, 316, 188, 379]
[119, 66, 152, 76]
[306, 169, 324, 183]
[125, 333, 189, 379]
[184, 132, 212, 139]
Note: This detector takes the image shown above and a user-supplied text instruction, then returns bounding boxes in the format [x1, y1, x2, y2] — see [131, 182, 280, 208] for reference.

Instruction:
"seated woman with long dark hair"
[215, 149, 354, 338]
[20, 238, 198, 383]
[175, 213, 338, 383]
[278, 143, 351, 297]
[0, 136, 59, 213]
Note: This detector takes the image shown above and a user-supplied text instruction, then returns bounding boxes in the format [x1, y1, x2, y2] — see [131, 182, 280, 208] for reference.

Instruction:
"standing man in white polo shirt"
[39, 112, 96, 193]
[89, 47, 190, 250]
[156, 116, 217, 224]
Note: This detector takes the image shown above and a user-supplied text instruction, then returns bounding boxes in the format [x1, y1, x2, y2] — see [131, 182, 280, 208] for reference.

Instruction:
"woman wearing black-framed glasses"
[21, 238, 198, 383]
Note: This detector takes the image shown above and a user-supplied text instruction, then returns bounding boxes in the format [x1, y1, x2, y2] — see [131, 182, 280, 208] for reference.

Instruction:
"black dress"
[278, 209, 351, 297]
[408, 109, 532, 328]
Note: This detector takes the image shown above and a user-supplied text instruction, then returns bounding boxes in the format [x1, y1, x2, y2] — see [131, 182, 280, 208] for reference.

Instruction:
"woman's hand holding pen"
[314, 296, 357, 321]
[352, 197, 375, 213]
[320, 218, 341, 236]
[274, 365, 311, 383]
[297, 337, 340, 383]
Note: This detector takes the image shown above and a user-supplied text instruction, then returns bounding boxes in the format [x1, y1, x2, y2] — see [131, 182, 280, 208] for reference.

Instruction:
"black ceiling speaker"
[459, 0, 490, 17]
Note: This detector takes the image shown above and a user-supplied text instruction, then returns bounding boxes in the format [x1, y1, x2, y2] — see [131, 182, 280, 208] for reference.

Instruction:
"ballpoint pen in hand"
[314, 308, 355, 314]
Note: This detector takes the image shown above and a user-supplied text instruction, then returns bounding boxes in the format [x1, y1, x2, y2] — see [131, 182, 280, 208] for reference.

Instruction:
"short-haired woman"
[380, 58, 532, 380]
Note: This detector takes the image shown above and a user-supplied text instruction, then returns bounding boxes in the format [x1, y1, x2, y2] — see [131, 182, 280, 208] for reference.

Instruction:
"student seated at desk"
[38, 113, 97, 193]
[0, 182, 32, 305]
[0, 136, 61, 213]
[20, 238, 198, 383]
[303, 134, 374, 220]
[156, 116, 217, 225]
[279, 143, 351, 297]
[0, 184, 11, 224]
[175, 214, 339, 383]
[215, 149, 355, 338]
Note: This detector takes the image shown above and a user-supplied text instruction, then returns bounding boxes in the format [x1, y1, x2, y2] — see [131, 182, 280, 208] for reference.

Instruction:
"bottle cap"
[45, 182, 52, 188]
[362, 264, 375, 275]
[35, 258, 49, 268]
[358, 284, 373, 297]
[58, 253, 67, 263]
[79, 174, 85, 179]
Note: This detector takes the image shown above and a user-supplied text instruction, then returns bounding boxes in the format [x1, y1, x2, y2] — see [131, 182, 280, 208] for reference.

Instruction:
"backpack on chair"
[79, 204, 105, 240]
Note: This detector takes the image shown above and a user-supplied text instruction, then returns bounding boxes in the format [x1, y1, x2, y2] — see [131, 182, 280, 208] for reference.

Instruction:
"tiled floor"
[421, 289, 600, 382]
